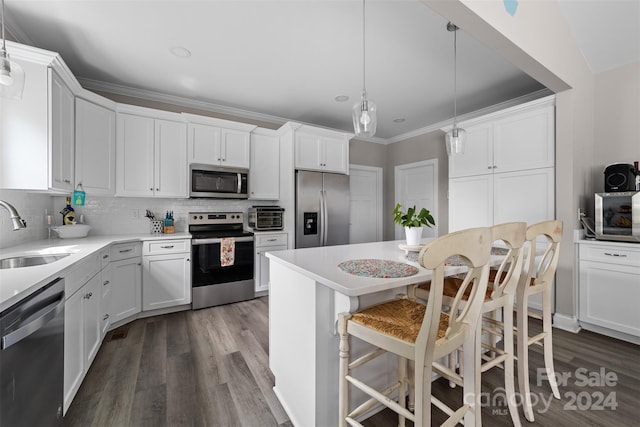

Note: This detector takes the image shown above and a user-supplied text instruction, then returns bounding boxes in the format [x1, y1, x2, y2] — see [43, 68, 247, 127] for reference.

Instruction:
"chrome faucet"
[0, 200, 27, 230]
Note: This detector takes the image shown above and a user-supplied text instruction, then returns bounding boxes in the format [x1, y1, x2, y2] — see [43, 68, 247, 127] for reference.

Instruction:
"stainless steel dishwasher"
[1, 277, 65, 426]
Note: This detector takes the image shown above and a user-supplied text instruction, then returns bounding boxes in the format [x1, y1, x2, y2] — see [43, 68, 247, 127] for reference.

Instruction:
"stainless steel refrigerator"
[295, 170, 350, 248]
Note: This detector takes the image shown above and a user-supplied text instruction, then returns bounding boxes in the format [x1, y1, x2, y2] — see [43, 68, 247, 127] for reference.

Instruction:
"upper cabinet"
[294, 125, 351, 174]
[184, 114, 256, 169]
[75, 96, 116, 196]
[250, 128, 280, 200]
[0, 43, 79, 192]
[116, 105, 187, 198]
[50, 70, 76, 192]
[448, 98, 555, 178]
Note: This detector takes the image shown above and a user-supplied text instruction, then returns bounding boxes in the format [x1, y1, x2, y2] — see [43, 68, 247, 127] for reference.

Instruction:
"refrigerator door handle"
[319, 190, 325, 246]
[322, 190, 329, 246]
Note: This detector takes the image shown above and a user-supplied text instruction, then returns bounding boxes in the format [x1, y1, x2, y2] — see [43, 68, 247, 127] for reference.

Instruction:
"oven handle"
[192, 236, 254, 245]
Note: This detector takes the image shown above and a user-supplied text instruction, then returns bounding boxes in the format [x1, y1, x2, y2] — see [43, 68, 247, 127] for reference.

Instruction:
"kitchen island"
[267, 239, 440, 427]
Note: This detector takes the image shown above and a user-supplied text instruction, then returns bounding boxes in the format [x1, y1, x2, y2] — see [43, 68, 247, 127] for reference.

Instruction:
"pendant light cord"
[453, 25, 458, 128]
[362, 0, 366, 94]
[1, 0, 7, 52]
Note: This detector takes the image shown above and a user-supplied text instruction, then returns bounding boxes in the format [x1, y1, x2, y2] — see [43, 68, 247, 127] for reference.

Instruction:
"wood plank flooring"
[65, 297, 640, 426]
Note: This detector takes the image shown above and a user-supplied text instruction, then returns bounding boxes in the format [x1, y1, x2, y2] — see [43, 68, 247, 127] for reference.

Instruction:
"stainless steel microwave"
[595, 191, 640, 243]
[189, 164, 249, 199]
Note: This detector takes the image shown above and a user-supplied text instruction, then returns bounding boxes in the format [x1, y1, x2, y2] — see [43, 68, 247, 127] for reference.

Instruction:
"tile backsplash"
[0, 190, 54, 249]
[53, 196, 277, 235]
[0, 190, 278, 250]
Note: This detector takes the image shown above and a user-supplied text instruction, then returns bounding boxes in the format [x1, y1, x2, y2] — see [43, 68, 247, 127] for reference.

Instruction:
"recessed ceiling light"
[335, 95, 349, 102]
[170, 46, 191, 58]
[393, 118, 406, 123]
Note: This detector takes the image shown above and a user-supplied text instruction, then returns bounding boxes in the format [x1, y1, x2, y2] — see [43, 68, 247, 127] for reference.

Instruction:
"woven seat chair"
[337, 227, 492, 427]
[411, 222, 527, 427]
[516, 220, 563, 422]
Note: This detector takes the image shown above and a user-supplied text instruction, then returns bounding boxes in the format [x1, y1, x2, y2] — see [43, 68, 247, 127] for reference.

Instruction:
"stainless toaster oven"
[248, 206, 284, 231]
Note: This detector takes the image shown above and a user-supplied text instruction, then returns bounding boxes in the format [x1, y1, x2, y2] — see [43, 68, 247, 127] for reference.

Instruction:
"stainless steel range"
[189, 212, 255, 309]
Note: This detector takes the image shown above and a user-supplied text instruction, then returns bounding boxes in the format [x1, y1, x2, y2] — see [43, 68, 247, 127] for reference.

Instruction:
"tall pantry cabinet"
[448, 96, 555, 232]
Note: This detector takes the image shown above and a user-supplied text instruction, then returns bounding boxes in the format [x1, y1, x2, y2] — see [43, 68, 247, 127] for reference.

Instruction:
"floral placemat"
[338, 259, 419, 278]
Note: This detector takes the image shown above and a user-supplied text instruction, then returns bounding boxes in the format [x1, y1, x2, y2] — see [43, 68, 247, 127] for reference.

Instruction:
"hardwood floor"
[66, 297, 640, 426]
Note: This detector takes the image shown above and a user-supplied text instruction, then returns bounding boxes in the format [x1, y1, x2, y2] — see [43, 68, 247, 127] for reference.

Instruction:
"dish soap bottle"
[60, 196, 76, 225]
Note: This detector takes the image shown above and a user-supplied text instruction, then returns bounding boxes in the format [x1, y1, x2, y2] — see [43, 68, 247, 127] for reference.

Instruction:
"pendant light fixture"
[352, 0, 377, 137]
[445, 22, 465, 156]
[0, 0, 25, 100]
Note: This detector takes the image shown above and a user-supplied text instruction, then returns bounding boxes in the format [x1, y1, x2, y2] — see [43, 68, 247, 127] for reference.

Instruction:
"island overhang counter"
[266, 239, 437, 427]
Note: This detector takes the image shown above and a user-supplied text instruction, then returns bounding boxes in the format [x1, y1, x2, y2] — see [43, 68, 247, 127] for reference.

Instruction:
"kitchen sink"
[0, 253, 70, 269]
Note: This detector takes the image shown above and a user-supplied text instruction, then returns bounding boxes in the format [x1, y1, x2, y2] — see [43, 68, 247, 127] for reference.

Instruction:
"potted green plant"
[393, 203, 436, 246]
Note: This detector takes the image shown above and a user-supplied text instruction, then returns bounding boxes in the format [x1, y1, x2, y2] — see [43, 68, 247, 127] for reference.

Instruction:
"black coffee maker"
[604, 162, 638, 192]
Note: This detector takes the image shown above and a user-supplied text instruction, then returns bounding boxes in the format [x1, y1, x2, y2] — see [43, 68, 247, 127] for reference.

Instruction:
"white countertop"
[0, 232, 191, 312]
[266, 239, 444, 297]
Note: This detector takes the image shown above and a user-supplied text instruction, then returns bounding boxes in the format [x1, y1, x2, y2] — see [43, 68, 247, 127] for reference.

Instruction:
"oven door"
[192, 236, 254, 286]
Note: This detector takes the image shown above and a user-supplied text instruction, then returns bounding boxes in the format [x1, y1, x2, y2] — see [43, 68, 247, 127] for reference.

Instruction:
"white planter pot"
[404, 226, 423, 246]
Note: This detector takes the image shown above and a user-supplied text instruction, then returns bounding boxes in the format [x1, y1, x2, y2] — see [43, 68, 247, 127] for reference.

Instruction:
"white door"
[349, 165, 383, 243]
[394, 160, 438, 240]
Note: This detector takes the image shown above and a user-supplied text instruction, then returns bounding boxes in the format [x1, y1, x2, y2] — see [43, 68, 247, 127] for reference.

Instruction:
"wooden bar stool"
[516, 220, 563, 422]
[337, 227, 492, 427]
[412, 222, 527, 427]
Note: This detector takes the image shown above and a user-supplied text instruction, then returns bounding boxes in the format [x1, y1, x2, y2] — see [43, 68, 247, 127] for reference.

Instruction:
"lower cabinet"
[110, 242, 142, 324]
[578, 241, 640, 341]
[63, 256, 104, 414]
[255, 233, 287, 293]
[142, 239, 191, 311]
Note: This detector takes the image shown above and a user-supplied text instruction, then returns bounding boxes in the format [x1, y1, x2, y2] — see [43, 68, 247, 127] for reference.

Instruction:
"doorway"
[394, 159, 438, 240]
[349, 164, 383, 243]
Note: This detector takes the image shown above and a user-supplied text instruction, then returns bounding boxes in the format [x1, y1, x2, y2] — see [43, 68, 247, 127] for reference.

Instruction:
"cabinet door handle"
[160, 245, 175, 249]
[119, 249, 133, 253]
[604, 252, 627, 258]
[156, 188, 160, 191]
[493, 165, 497, 169]
[487, 166, 492, 169]
[103, 280, 110, 286]
[186, 258, 191, 262]
[150, 187, 153, 191]
[103, 314, 110, 320]
[137, 263, 142, 266]
[63, 179, 71, 183]
[84, 292, 93, 299]
[103, 254, 109, 259]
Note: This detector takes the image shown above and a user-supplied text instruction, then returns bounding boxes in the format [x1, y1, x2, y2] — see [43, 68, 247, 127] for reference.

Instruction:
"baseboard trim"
[553, 313, 581, 333]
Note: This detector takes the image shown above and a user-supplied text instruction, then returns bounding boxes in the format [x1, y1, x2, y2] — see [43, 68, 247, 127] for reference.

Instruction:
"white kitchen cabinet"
[255, 233, 287, 293]
[449, 168, 555, 232]
[0, 42, 80, 192]
[63, 252, 105, 414]
[109, 242, 142, 325]
[250, 129, 280, 200]
[116, 107, 187, 197]
[142, 239, 192, 311]
[185, 114, 256, 168]
[75, 96, 116, 195]
[294, 125, 350, 174]
[448, 97, 555, 178]
[448, 96, 556, 233]
[50, 69, 75, 192]
[578, 241, 640, 342]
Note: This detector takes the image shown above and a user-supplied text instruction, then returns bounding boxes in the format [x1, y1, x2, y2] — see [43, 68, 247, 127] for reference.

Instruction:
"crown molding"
[78, 77, 291, 127]
[386, 88, 554, 144]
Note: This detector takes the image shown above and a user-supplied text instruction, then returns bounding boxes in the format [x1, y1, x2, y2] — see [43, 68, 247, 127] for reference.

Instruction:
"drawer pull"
[84, 292, 93, 299]
[103, 280, 110, 286]
[103, 254, 109, 259]
[604, 252, 627, 258]
[160, 245, 175, 249]
[119, 249, 133, 253]
[267, 239, 277, 242]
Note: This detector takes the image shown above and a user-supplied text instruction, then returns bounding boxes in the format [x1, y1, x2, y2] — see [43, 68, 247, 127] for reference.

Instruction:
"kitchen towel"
[221, 237, 235, 267]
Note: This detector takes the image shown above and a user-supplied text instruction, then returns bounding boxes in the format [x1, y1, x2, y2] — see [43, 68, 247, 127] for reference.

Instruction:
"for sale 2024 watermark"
[476, 367, 618, 416]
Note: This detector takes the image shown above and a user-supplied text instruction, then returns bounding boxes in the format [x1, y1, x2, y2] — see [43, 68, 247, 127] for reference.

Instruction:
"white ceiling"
[4, 1, 639, 141]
